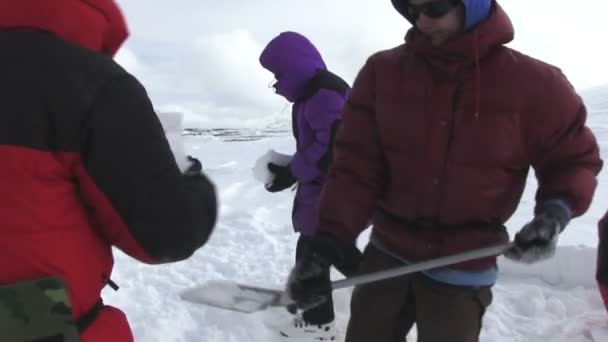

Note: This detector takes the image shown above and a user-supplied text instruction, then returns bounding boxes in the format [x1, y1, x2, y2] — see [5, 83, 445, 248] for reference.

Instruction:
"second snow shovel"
[180, 242, 514, 314]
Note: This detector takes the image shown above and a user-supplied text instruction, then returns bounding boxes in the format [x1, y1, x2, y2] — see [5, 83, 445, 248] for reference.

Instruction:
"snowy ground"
[102, 89, 608, 341]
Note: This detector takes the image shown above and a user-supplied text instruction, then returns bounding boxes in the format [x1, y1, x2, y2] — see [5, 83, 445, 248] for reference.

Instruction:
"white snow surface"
[102, 86, 608, 341]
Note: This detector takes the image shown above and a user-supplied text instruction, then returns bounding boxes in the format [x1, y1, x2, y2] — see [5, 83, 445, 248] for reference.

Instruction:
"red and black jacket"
[0, 1, 217, 341]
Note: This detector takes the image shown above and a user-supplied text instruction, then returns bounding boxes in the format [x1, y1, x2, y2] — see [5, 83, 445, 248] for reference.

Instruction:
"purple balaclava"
[391, 0, 492, 31]
[259, 32, 326, 102]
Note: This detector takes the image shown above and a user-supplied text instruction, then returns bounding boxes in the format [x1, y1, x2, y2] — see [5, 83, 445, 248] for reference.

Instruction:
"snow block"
[157, 111, 188, 172]
[252, 149, 292, 186]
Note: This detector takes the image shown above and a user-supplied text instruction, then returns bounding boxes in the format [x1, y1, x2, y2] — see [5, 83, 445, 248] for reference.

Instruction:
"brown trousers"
[346, 245, 492, 342]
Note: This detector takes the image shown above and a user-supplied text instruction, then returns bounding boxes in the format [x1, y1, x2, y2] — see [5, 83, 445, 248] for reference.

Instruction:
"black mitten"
[505, 202, 570, 263]
[286, 233, 358, 311]
[265, 163, 297, 192]
[597, 218, 608, 284]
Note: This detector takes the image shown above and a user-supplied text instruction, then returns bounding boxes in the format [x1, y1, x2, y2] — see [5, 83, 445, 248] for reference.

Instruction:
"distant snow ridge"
[582, 84, 608, 116]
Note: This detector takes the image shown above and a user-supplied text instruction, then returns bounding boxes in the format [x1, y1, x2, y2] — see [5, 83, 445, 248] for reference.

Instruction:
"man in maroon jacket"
[286, 0, 602, 341]
[0, 0, 217, 341]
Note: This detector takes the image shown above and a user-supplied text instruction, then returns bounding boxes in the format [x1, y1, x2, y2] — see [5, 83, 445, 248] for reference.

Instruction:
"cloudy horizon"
[114, 0, 608, 127]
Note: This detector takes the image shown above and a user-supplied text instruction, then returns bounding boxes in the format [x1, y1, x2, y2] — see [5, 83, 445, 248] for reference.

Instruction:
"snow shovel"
[179, 242, 515, 314]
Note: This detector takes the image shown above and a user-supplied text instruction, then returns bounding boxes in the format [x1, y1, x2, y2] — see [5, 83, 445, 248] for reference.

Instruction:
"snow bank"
[499, 245, 598, 288]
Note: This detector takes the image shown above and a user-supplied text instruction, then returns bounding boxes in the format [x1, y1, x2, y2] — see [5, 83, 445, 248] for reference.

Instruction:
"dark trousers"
[296, 235, 335, 325]
[346, 244, 492, 342]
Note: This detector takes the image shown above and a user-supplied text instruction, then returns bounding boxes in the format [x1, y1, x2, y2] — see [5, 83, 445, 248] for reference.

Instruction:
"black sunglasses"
[405, 0, 461, 21]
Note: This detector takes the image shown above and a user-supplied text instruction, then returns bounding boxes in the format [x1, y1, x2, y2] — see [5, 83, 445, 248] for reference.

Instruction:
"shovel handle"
[331, 242, 515, 291]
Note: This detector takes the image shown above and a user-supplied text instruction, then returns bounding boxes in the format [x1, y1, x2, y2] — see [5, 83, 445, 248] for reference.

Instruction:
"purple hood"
[259, 32, 327, 102]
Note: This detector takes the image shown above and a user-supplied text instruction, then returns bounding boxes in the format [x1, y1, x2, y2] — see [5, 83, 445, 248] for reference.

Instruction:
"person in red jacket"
[286, 0, 602, 341]
[0, 1, 217, 341]
[598, 213, 608, 315]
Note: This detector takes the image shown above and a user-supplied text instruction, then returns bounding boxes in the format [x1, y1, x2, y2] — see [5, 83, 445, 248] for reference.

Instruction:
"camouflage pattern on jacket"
[0, 276, 79, 341]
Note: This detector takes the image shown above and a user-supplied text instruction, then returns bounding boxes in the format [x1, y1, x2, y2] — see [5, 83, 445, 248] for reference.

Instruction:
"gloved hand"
[265, 162, 297, 192]
[286, 233, 360, 312]
[505, 201, 571, 263]
[184, 156, 202, 176]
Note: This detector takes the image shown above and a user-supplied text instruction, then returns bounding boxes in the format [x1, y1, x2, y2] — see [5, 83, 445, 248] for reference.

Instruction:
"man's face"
[407, 0, 465, 46]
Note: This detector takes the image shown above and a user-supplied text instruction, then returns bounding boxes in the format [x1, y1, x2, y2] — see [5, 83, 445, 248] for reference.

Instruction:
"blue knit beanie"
[462, 0, 492, 30]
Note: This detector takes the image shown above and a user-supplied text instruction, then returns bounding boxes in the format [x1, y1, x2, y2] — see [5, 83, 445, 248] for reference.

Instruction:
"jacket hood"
[259, 31, 326, 102]
[404, 2, 513, 123]
[0, 0, 128, 57]
[406, 2, 513, 63]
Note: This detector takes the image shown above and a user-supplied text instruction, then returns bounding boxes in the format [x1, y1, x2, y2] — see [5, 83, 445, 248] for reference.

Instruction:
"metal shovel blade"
[180, 242, 514, 314]
[179, 280, 290, 313]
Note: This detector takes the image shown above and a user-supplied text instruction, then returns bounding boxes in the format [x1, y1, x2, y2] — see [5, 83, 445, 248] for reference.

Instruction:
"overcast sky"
[114, 0, 608, 126]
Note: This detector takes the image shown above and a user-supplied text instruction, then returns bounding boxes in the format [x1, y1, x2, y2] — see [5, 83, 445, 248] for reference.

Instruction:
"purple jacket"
[260, 32, 349, 236]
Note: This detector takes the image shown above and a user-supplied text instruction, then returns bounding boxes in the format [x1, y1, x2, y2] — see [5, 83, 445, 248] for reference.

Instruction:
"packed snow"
[101, 86, 608, 341]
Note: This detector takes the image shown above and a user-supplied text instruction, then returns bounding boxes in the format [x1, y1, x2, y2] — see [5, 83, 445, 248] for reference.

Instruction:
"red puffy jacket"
[318, 3, 602, 269]
[0, 1, 217, 341]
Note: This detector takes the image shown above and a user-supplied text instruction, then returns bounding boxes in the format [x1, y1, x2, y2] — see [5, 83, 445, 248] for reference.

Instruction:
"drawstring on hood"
[396, 1, 512, 121]
[473, 30, 481, 120]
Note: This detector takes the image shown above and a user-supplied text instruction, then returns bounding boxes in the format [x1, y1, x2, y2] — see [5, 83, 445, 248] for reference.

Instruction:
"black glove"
[286, 233, 361, 312]
[265, 162, 297, 192]
[597, 218, 608, 284]
[505, 202, 570, 263]
[184, 156, 202, 176]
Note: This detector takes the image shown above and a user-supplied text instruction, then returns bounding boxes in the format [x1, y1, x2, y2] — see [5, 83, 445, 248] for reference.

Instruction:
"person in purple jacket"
[259, 31, 361, 340]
